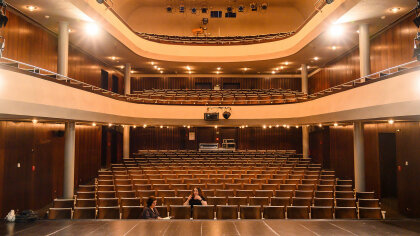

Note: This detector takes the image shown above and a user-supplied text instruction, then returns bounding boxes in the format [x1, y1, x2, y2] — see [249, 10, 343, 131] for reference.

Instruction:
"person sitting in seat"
[183, 187, 207, 206]
[142, 196, 162, 219]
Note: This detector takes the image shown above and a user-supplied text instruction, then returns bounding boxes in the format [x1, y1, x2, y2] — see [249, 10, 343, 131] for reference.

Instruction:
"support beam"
[63, 122, 76, 199]
[359, 24, 371, 77]
[58, 21, 69, 76]
[353, 121, 366, 192]
[123, 126, 130, 159]
[124, 63, 131, 95]
[301, 64, 309, 158]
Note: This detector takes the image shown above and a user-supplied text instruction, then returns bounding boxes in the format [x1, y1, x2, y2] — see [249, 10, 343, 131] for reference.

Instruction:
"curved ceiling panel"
[69, 0, 359, 63]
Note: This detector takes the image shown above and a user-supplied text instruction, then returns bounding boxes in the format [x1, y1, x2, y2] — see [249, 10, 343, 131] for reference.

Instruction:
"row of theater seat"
[49, 204, 383, 220]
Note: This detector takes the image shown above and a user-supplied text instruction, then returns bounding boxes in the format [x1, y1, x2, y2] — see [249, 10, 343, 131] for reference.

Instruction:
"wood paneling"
[1, 10, 124, 94]
[130, 126, 302, 152]
[309, 13, 417, 94]
[0, 122, 102, 217]
[131, 77, 301, 92]
[309, 127, 330, 168]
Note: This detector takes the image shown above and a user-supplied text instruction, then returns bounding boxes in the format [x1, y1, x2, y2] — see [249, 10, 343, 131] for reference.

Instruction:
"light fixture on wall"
[32, 119, 38, 124]
[388, 119, 395, 124]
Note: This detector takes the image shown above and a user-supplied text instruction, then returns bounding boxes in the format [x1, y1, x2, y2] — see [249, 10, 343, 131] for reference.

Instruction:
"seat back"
[98, 198, 119, 207]
[270, 197, 291, 207]
[192, 205, 215, 219]
[120, 198, 141, 207]
[359, 207, 382, 219]
[227, 197, 248, 207]
[48, 208, 72, 219]
[336, 198, 356, 207]
[240, 206, 262, 219]
[263, 206, 285, 219]
[334, 207, 357, 219]
[97, 206, 120, 219]
[216, 205, 238, 219]
[170, 205, 191, 219]
[121, 206, 143, 219]
[358, 199, 380, 207]
[73, 207, 96, 219]
[310, 206, 333, 219]
[53, 199, 74, 209]
[313, 198, 334, 206]
[287, 206, 309, 219]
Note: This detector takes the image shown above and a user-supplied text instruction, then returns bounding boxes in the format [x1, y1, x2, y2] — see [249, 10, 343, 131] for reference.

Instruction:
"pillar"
[58, 21, 69, 76]
[123, 65, 131, 159]
[359, 24, 371, 77]
[301, 64, 309, 158]
[123, 126, 130, 159]
[63, 122, 76, 199]
[353, 121, 366, 192]
[124, 63, 131, 95]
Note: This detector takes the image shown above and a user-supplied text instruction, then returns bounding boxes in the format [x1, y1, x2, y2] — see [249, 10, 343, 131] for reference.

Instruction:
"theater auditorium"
[0, 0, 420, 235]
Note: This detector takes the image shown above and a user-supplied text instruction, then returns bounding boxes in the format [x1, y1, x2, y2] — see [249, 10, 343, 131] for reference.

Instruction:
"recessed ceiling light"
[332, 45, 337, 50]
[275, 68, 279, 71]
[45, 15, 50, 19]
[334, 123, 338, 127]
[85, 23, 99, 36]
[154, 65, 158, 69]
[131, 70, 135, 73]
[381, 15, 386, 20]
[92, 122, 96, 126]
[151, 62, 155, 65]
[271, 71, 275, 74]
[269, 125, 272, 128]
[280, 66, 284, 69]
[32, 119, 38, 124]
[285, 62, 289, 65]
[26, 5, 38, 12]
[188, 71, 192, 74]
[243, 68, 248, 71]
[217, 67, 221, 70]
[314, 57, 319, 61]
[390, 7, 400, 13]
[388, 119, 395, 124]
[108, 123, 113, 127]
[160, 71, 164, 74]
[296, 125, 299, 128]
[318, 123, 322, 127]
[186, 66, 191, 70]
[160, 125, 163, 128]
[133, 125, 137, 128]
[263, 125, 267, 129]
[143, 124, 147, 128]
[216, 71, 220, 74]
[111, 56, 116, 60]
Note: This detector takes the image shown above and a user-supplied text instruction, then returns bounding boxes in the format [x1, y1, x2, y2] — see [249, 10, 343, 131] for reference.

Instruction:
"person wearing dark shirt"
[183, 187, 207, 206]
[142, 196, 162, 219]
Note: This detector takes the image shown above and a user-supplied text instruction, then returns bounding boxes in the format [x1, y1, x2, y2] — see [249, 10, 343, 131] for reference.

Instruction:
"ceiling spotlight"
[286, 125, 290, 129]
[154, 65, 158, 69]
[26, 5, 38, 12]
[261, 3, 268, 10]
[246, 125, 248, 127]
[263, 125, 267, 129]
[285, 62, 289, 65]
[390, 7, 400, 13]
[276, 125, 279, 128]
[191, 8, 197, 14]
[32, 119, 38, 124]
[167, 126, 169, 128]
[325, 0, 334, 4]
[45, 15, 50, 19]
[151, 62, 155, 65]
[314, 57, 319, 61]
[216, 71, 220, 74]
[187, 125, 190, 129]
[85, 23, 99, 36]
[111, 56, 116, 60]
[186, 66, 191, 70]
[332, 45, 337, 50]
[271, 71, 275, 74]
[268, 125, 272, 128]
[283, 124, 287, 128]
[223, 111, 231, 119]
[143, 124, 147, 128]
[329, 24, 344, 37]
[296, 125, 299, 128]
[238, 6, 244, 12]
[122, 125, 125, 128]
[214, 125, 218, 129]
[92, 122, 96, 126]
[188, 71, 192, 74]
[280, 66, 284, 70]
[388, 119, 395, 124]
[334, 123, 338, 127]
[160, 71, 164, 74]
[217, 67, 221, 70]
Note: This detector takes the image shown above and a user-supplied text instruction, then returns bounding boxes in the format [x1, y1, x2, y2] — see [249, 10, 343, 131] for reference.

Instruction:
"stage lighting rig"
[205, 107, 232, 120]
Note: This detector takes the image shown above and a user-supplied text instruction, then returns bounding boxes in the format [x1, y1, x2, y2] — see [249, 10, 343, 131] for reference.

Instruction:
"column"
[123, 126, 130, 159]
[63, 122, 76, 199]
[58, 21, 69, 76]
[301, 64, 309, 158]
[123, 65, 131, 159]
[359, 24, 371, 78]
[124, 63, 131, 95]
[353, 121, 366, 192]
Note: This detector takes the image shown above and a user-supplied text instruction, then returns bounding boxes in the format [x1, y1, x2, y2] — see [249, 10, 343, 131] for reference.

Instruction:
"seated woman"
[141, 196, 162, 219]
[183, 187, 208, 207]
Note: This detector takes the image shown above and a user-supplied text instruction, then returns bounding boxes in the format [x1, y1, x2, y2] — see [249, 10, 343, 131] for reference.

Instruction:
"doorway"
[378, 133, 397, 198]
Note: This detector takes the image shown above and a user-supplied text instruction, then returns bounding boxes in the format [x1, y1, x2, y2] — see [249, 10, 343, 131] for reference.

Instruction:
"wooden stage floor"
[1, 219, 420, 236]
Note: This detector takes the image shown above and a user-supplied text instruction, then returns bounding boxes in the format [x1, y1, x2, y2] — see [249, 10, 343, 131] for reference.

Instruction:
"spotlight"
[227, 7, 233, 13]
[108, 123, 113, 127]
[179, 6, 185, 13]
[329, 25, 344, 37]
[166, 6, 172, 13]
[92, 122, 96, 126]
[32, 119, 38, 124]
[334, 123, 338, 127]
[238, 6, 244, 12]
[201, 8, 208, 13]
[325, 0, 334, 4]
[97, 0, 105, 3]
[388, 119, 395, 124]
[250, 3, 257, 11]
[85, 23, 99, 36]
[26, 5, 38, 11]
[143, 124, 147, 128]
[133, 125, 136, 128]
[191, 8, 197, 14]
[261, 3, 268, 10]
[223, 111, 231, 119]
[202, 18, 208, 25]
[160, 125, 163, 128]
[214, 125, 218, 129]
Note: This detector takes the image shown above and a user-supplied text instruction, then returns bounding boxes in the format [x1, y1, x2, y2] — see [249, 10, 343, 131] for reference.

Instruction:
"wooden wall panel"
[130, 126, 302, 152]
[1, 10, 124, 94]
[0, 122, 102, 217]
[309, 13, 417, 94]
[131, 77, 301, 92]
[309, 127, 330, 168]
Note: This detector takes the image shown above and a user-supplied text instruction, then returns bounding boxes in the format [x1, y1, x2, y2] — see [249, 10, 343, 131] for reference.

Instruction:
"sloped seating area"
[48, 150, 384, 220]
[129, 89, 308, 105]
[137, 32, 295, 45]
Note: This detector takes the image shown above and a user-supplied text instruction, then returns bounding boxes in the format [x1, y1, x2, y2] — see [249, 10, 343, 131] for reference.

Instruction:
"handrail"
[0, 56, 419, 106]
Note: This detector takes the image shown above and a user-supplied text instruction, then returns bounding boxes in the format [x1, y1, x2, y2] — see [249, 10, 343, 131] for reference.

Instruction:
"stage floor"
[1, 219, 420, 236]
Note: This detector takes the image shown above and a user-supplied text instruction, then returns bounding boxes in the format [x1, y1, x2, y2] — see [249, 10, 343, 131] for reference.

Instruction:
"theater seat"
[359, 199, 380, 207]
[236, 190, 254, 197]
[263, 206, 285, 219]
[48, 208, 72, 219]
[313, 198, 334, 206]
[53, 199, 74, 209]
[310, 206, 333, 219]
[334, 207, 357, 219]
[207, 197, 227, 206]
[249, 197, 269, 206]
[356, 192, 375, 200]
[170, 205, 191, 219]
[192, 205, 215, 219]
[216, 205, 238, 219]
[97, 206, 120, 219]
[77, 192, 95, 199]
[164, 197, 184, 206]
[120, 198, 141, 207]
[121, 206, 143, 219]
[76, 199, 96, 207]
[73, 207, 96, 219]
[336, 198, 356, 207]
[292, 197, 312, 206]
[359, 207, 382, 219]
[287, 206, 310, 219]
[97, 191, 116, 199]
[78, 185, 95, 192]
[98, 198, 119, 207]
[155, 205, 169, 218]
[240, 206, 262, 219]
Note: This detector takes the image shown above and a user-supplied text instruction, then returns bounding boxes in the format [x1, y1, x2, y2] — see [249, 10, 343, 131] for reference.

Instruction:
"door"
[378, 133, 397, 198]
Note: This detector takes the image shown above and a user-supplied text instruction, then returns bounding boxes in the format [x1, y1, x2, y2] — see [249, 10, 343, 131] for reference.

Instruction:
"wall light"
[388, 119, 395, 124]
[92, 122, 96, 126]
[32, 119, 38, 124]
[334, 123, 338, 127]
